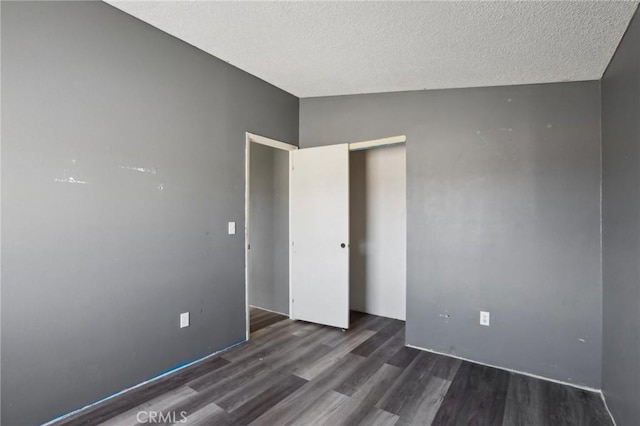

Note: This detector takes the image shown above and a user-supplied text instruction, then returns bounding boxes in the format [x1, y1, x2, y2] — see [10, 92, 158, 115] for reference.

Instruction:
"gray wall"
[1, 2, 298, 425]
[300, 81, 602, 388]
[249, 142, 290, 315]
[602, 6, 640, 426]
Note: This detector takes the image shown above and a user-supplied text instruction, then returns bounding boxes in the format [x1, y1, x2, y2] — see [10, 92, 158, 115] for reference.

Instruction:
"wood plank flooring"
[249, 307, 289, 334]
[55, 308, 612, 426]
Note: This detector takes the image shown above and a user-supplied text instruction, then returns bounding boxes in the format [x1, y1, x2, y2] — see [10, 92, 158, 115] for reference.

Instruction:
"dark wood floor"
[56, 308, 612, 426]
[249, 306, 289, 334]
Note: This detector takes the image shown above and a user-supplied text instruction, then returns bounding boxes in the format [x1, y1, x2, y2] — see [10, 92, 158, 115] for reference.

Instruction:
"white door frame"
[347, 135, 406, 151]
[245, 132, 297, 340]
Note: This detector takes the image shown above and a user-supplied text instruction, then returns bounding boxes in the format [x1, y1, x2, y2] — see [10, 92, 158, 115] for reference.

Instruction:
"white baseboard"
[600, 391, 618, 426]
[406, 343, 601, 393]
[41, 339, 246, 426]
[410, 341, 618, 425]
[249, 304, 289, 317]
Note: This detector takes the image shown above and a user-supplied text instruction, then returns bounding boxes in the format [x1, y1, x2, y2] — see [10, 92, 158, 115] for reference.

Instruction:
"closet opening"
[244, 133, 297, 339]
[349, 143, 407, 321]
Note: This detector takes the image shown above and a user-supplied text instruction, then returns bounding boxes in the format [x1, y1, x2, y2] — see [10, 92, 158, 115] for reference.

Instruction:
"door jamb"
[348, 135, 406, 151]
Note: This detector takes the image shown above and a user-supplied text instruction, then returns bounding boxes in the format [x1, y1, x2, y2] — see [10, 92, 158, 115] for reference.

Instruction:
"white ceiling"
[107, 0, 639, 98]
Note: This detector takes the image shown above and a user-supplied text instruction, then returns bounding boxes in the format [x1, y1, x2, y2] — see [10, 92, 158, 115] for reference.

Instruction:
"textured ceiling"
[106, 1, 639, 98]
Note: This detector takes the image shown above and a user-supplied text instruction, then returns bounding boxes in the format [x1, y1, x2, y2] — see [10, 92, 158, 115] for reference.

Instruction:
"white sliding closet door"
[290, 144, 350, 329]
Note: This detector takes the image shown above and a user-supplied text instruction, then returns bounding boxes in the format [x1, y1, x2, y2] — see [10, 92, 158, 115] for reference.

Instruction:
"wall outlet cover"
[480, 311, 490, 326]
[228, 222, 236, 235]
[180, 312, 190, 328]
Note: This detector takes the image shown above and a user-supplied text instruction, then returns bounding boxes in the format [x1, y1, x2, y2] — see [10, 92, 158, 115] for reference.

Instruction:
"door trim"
[247, 132, 299, 152]
[348, 135, 406, 151]
[245, 132, 297, 340]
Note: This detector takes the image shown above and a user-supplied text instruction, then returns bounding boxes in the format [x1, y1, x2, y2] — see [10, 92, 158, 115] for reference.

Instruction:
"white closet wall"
[350, 145, 407, 320]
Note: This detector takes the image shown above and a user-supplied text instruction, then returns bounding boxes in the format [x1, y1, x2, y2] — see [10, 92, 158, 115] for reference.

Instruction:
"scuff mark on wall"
[439, 312, 450, 324]
[54, 176, 88, 185]
[476, 131, 489, 144]
[118, 165, 157, 174]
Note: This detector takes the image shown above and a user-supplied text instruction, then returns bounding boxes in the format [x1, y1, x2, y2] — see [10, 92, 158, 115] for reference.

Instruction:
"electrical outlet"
[180, 312, 190, 328]
[480, 311, 490, 326]
[228, 222, 236, 235]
